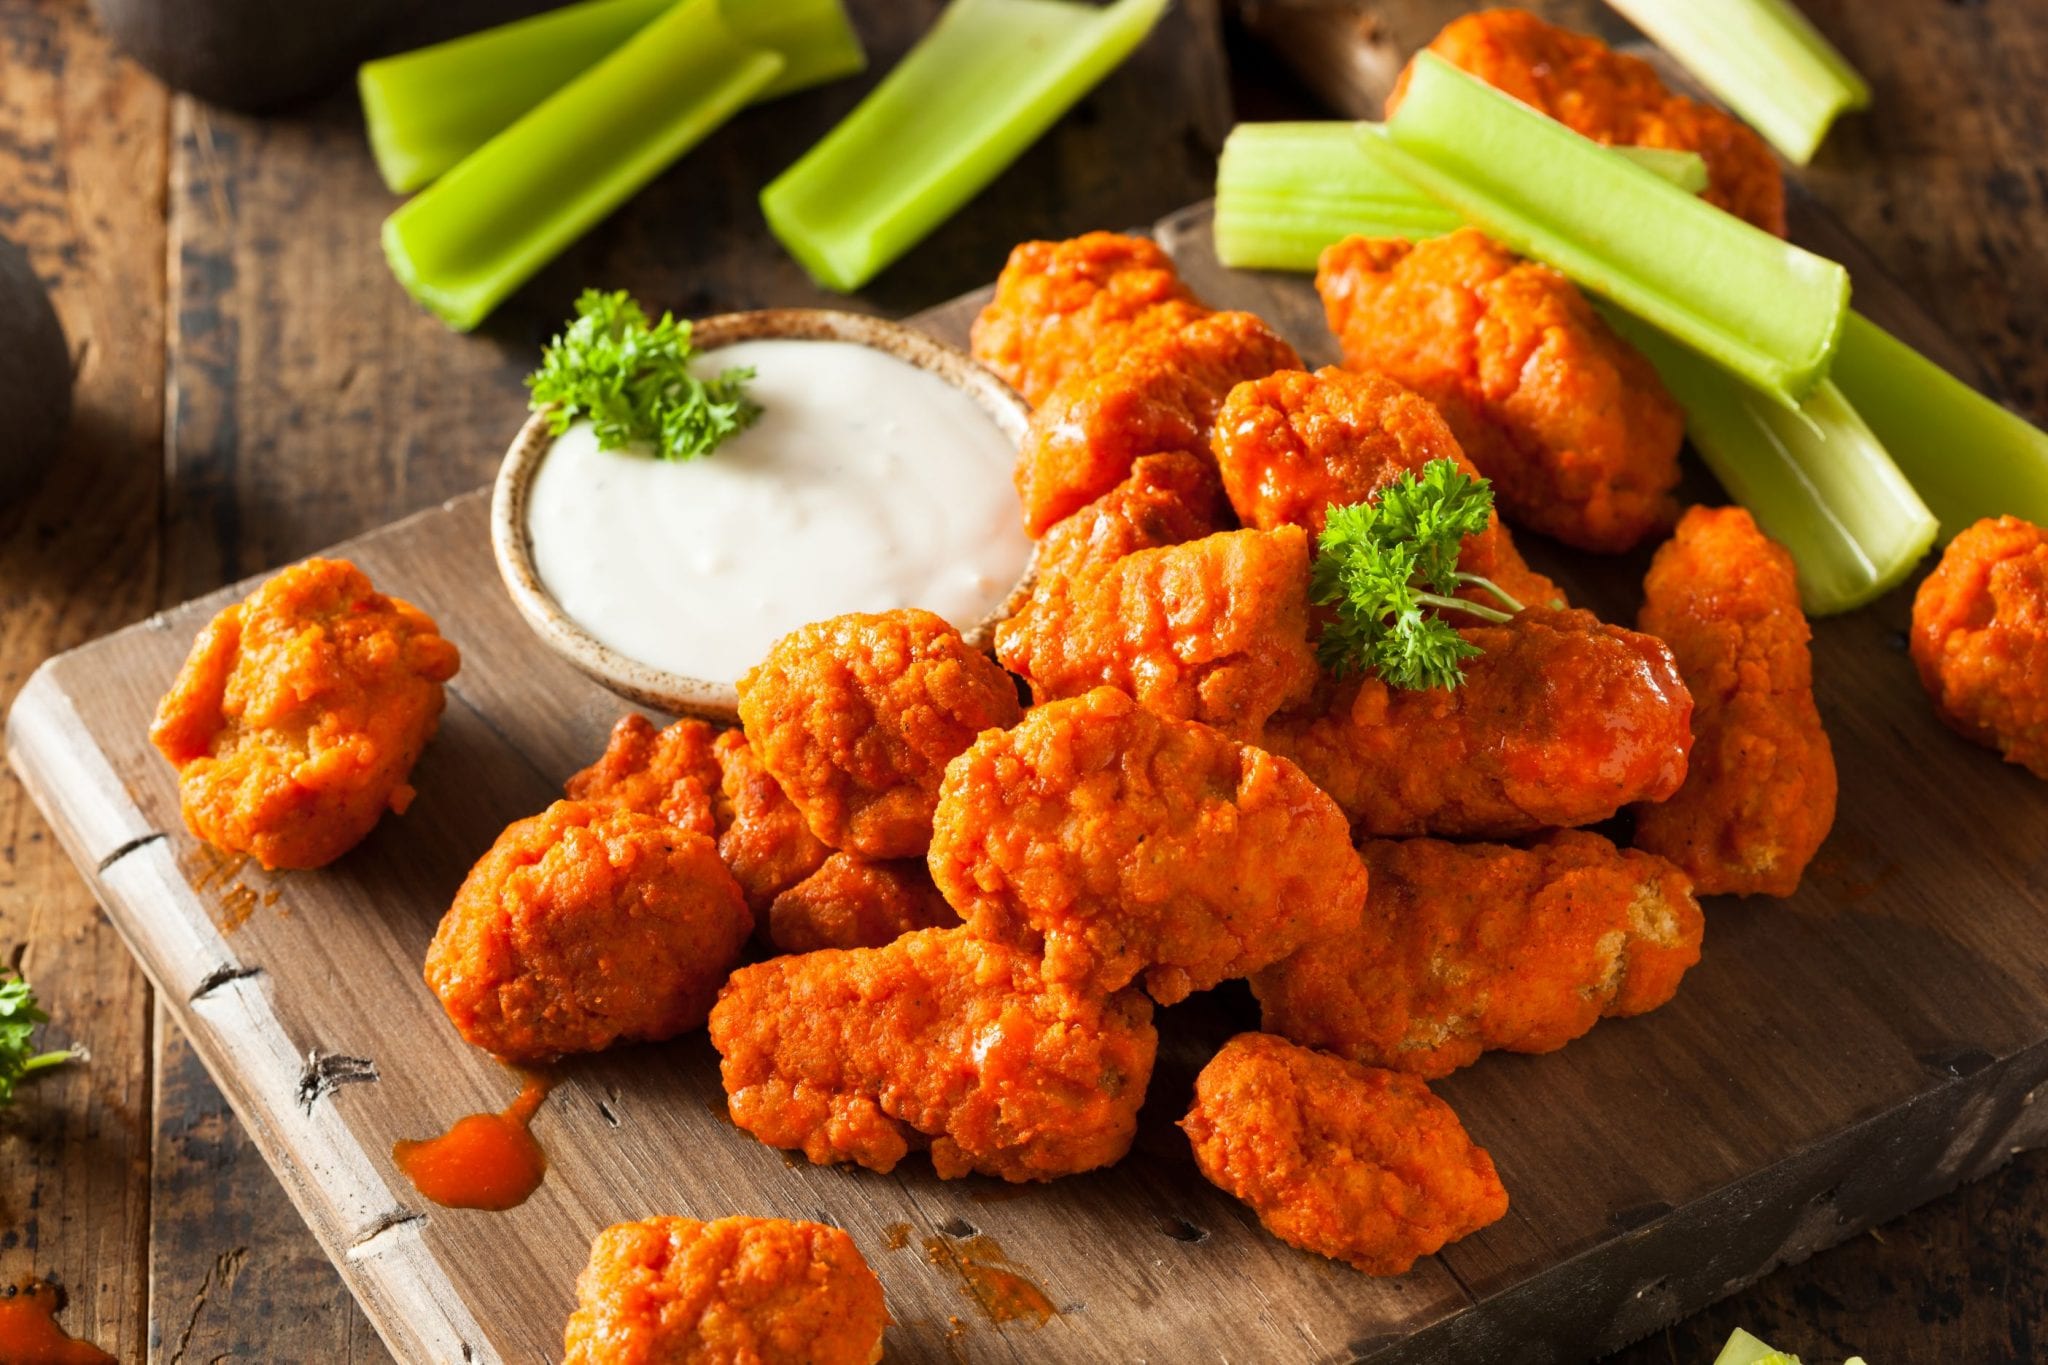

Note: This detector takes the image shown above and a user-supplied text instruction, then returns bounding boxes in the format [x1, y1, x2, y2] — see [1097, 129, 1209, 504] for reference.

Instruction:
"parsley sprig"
[527, 290, 761, 462]
[1311, 460, 1524, 691]
[1, 971, 79, 1108]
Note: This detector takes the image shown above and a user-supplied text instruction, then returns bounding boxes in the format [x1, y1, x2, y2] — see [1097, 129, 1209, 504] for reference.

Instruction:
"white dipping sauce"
[526, 338, 1032, 685]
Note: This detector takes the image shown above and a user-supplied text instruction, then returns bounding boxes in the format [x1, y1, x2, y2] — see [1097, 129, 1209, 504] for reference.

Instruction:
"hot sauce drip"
[392, 1072, 551, 1211]
[0, 1282, 117, 1364]
[921, 1233, 1058, 1327]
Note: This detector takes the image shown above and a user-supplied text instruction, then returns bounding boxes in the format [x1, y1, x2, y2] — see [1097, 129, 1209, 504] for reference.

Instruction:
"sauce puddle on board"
[392, 1072, 552, 1211]
[921, 1233, 1058, 1328]
[0, 1282, 116, 1364]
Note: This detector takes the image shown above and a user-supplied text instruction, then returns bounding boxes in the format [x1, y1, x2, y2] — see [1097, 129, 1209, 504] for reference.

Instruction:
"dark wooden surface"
[0, 0, 2044, 1360]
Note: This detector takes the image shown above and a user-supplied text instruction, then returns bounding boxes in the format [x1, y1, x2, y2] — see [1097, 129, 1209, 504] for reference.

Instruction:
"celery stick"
[1833, 311, 2048, 541]
[1610, 311, 1936, 614]
[761, 0, 1170, 292]
[1606, 0, 1869, 165]
[382, 0, 783, 331]
[360, 0, 864, 194]
[1366, 54, 1850, 405]
[1213, 121, 1705, 272]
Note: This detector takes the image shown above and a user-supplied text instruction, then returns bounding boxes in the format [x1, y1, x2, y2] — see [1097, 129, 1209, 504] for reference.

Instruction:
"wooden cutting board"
[10, 201, 2048, 1365]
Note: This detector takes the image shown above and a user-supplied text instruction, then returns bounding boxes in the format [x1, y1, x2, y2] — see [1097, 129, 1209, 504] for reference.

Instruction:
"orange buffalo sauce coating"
[766, 851, 958, 953]
[149, 557, 459, 870]
[566, 713, 723, 839]
[1180, 1033, 1508, 1276]
[0, 1283, 116, 1365]
[392, 1072, 551, 1211]
[1912, 515, 2048, 780]
[712, 729, 832, 919]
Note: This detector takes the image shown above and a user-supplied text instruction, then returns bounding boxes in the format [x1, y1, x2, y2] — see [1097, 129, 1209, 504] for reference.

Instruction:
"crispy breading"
[767, 851, 958, 954]
[1392, 8, 1786, 235]
[563, 1215, 886, 1365]
[1015, 310, 1300, 536]
[712, 730, 831, 918]
[1265, 607, 1693, 837]
[1252, 832, 1703, 1078]
[969, 231, 1208, 407]
[1179, 1033, 1508, 1276]
[565, 713, 722, 838]
[709, 926, 1157, 1181]
[1211, 365, 1563, 607]
[929, 688, 1368, 1004]
[738, 609, 1022, 859]
[425, 800, 751, 1062]
[1318, 231, 1683, 553]
[1026, 450, 1229, 587]
[1911, 515, 2048, 780]
[150, 556, 460, 870]
[998, 526, 1318, 741]
[1635, 507, 1838, 892]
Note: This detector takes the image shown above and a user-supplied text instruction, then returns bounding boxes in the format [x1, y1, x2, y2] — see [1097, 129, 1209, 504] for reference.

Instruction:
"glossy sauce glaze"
[0, 1283, 116, 1364]
[527, 338, 1031, 685]
[392, 1072, 551, 1211]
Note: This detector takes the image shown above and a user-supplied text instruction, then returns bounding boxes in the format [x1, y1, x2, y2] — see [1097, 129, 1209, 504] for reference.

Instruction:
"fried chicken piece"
[1026, 450, 1230, 586]
[1912, 515, 2048, 780]
[1212, 366, 1563, 607]
[767, 851, 959, 954]
[710, 926, 1157, 1181]
[565, 713, 721, 838]
[1318, 231, 1683, 554]
[1266, 607, 1693, 837]
[1180, 1033, 1508, 1276]
[1635, 507, 1837, 893]
[738, 609, 1022, 859]
[929, 688, 1368, 1003]
[1016, 310, 1301, 536]
[712, 730, 831, 918]
[997, 526, 1318, 741]
[1252, 832, 1703, 1078]
[150, 557, 460, 870]
[563, 1215, 886, 1365]
[1393, 8, 1786, 236]
[970, 232, 1209, 407]
[426, 801, 751, 1062]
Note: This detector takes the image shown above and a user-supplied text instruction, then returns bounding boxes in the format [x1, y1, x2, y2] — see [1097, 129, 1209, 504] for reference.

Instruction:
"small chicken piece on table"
[711, 729, 831, 920]
[1252, 832, 1704, 1078]
[1180, 1033, 1508, 1276]
[1912, 515, 2048, 780]
[1266, 607, 1693, 838]
[1635, 506, 1838, 894]
[709, 926, 1157, 1182]
[565, 712, 723, 838]
[929, 687, 1369, 1004]
[767, 851, 957, 954]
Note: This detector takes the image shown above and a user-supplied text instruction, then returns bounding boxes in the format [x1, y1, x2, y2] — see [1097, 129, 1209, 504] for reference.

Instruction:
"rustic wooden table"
[0, 0, 2041, 1360]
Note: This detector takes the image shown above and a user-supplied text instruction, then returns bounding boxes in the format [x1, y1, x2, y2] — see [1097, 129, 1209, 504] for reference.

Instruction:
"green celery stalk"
[1711, 1330, 1798, 1365]
[1605, 0, 1870, 165]
[761, 0, 1171, 292]
[382, 0, 784, 331]
[1365, 53, 1850, 405]
[1213, 121, 1705, 272]
[1832, 311, 2048, 541]
[360, 0, 865, 194]
[1609, 310, 1936, 614]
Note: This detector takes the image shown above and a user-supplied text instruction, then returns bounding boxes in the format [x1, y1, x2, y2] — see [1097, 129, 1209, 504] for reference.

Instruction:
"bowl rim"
[490, 307, 1036, 723]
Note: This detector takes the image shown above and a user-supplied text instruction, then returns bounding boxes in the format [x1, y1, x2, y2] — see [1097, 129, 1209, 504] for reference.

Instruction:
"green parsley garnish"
[1311, 459, 1523, 691]
[1, 971, 79, 1108]
[527, 289, 761, 462]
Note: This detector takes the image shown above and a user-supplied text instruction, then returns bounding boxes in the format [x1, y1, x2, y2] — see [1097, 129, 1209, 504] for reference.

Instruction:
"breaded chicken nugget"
[738, 609, 1022, 860]
[709, 926, 1157, 1181]
[1912, 515, 2048, 780]
[1211, 366, 1562, 607]
[929, 688, 1368, 1004]
[1318, 231, 1683, 553]
[1252, 832, 1703, 1078]
[712, 730, 831, 918]
[564, 1215, 886, 1365]
[1016, 311, 1301, 536]
[150, 557, 460, 870]
[767, 851, 958, 954]
[1266, 607, 1692, 837]
[565, 713, 722, 838]
[970, 232, 1208, 406]
[1027, 450, 1229, 587]
[426, 800, 751, 1062]
[997, 527, 1318, 741]
[1635, 507, 1837, 893]
[1393, 8, 1786, 235]
[1180, 1033, 1508, 1276]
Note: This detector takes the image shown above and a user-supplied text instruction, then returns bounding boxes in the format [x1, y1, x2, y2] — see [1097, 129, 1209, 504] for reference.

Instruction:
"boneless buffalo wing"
[565, 712, 723, 839]
[711, 729, 832, 918]
[1912, 515, 2048, 780]
[766, 851, 958, 954]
